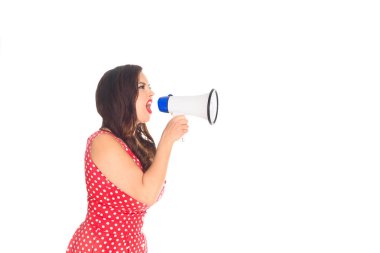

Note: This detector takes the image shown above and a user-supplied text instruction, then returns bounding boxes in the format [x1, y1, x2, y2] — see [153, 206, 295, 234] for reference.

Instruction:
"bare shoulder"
[90, 133, 142, 182]
[91, 133, 126, 162]
[92, 132, 121, 150]
[89, 132, 144, 200]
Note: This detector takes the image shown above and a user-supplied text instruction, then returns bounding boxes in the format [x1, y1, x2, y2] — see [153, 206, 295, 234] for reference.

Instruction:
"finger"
[177, 118, 188, 125]
[173, 119, 188, 127]
[172, 115, 186, 120]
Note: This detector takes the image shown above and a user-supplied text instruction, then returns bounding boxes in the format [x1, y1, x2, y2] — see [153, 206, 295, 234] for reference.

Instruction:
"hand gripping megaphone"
[157, 89, 219, 125]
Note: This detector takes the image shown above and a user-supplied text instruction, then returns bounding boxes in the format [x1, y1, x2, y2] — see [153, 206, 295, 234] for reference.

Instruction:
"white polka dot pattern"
[67, 130, 164, 253]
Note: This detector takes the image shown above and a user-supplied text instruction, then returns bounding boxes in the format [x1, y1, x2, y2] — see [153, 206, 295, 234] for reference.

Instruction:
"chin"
[138, 116, 151, 124]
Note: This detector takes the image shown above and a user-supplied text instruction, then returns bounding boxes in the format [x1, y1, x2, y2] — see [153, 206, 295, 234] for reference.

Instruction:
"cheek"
[136, 102, 143, 114]
[136, 101, 147, 118]
[136, 97, 143, 108]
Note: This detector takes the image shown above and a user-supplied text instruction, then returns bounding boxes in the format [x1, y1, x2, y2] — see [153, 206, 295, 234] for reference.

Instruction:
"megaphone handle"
[171, 112, 185, 142]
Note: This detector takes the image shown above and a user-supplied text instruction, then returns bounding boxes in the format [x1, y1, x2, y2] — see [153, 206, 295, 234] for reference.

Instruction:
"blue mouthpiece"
[157, 95, 172, 113]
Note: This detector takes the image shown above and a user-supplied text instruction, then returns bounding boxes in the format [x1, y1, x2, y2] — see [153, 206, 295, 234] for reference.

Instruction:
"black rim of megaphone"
[207, 89, 219, 125]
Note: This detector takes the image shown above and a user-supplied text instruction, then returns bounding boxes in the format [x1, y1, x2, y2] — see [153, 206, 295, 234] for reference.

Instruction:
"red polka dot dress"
[67, 130, 165, 253]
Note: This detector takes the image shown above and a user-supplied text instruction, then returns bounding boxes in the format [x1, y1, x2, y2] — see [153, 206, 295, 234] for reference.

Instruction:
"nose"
[149, 88, 155, 97]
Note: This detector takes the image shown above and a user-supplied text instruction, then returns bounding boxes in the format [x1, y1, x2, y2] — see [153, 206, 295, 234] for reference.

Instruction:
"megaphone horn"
[157, 89, 219, 125]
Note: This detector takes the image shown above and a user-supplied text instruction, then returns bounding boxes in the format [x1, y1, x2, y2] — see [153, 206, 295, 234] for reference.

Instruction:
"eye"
[138, 82, 146, 89]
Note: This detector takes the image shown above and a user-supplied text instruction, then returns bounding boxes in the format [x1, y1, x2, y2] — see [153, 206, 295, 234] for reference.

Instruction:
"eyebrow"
[138, 81, 152, 88]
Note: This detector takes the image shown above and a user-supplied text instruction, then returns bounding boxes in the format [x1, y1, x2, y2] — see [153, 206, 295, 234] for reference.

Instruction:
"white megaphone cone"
[157, 89, 219, 125]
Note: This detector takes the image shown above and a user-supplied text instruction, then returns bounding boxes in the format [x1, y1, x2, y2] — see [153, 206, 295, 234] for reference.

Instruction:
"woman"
[66, 64, 188, 253]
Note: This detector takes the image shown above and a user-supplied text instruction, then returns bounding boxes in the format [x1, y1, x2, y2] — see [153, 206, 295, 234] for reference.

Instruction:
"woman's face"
[135, 71, 155, 123]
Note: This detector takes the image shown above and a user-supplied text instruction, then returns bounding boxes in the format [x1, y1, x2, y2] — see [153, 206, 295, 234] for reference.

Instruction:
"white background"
[0, 1, 379, 252]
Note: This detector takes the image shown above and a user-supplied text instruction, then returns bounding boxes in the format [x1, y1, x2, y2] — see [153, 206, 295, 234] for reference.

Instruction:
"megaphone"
[157, 89, 219, 125]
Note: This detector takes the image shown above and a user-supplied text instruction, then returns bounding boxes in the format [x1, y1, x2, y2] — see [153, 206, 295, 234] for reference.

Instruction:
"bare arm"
[91, 115, 188, 206]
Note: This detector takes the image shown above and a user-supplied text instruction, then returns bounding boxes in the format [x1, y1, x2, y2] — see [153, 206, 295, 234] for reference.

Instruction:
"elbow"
[142, 197, 156, 207]
[140, 192, 158, 207]
[146, 192, 161, 206]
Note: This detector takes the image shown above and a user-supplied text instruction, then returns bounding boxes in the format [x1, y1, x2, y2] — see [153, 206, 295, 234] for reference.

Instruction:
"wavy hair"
[95, 64, 156, 172]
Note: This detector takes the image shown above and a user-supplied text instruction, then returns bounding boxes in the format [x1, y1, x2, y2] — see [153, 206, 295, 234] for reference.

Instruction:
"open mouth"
[146, 99, 152, 114]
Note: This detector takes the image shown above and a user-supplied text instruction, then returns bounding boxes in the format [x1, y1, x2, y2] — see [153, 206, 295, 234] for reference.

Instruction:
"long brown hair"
[95, 64, 156, 172]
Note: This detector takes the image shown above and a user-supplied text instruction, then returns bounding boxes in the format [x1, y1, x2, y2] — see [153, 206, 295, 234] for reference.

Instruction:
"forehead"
[138, 71, 149, 83]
